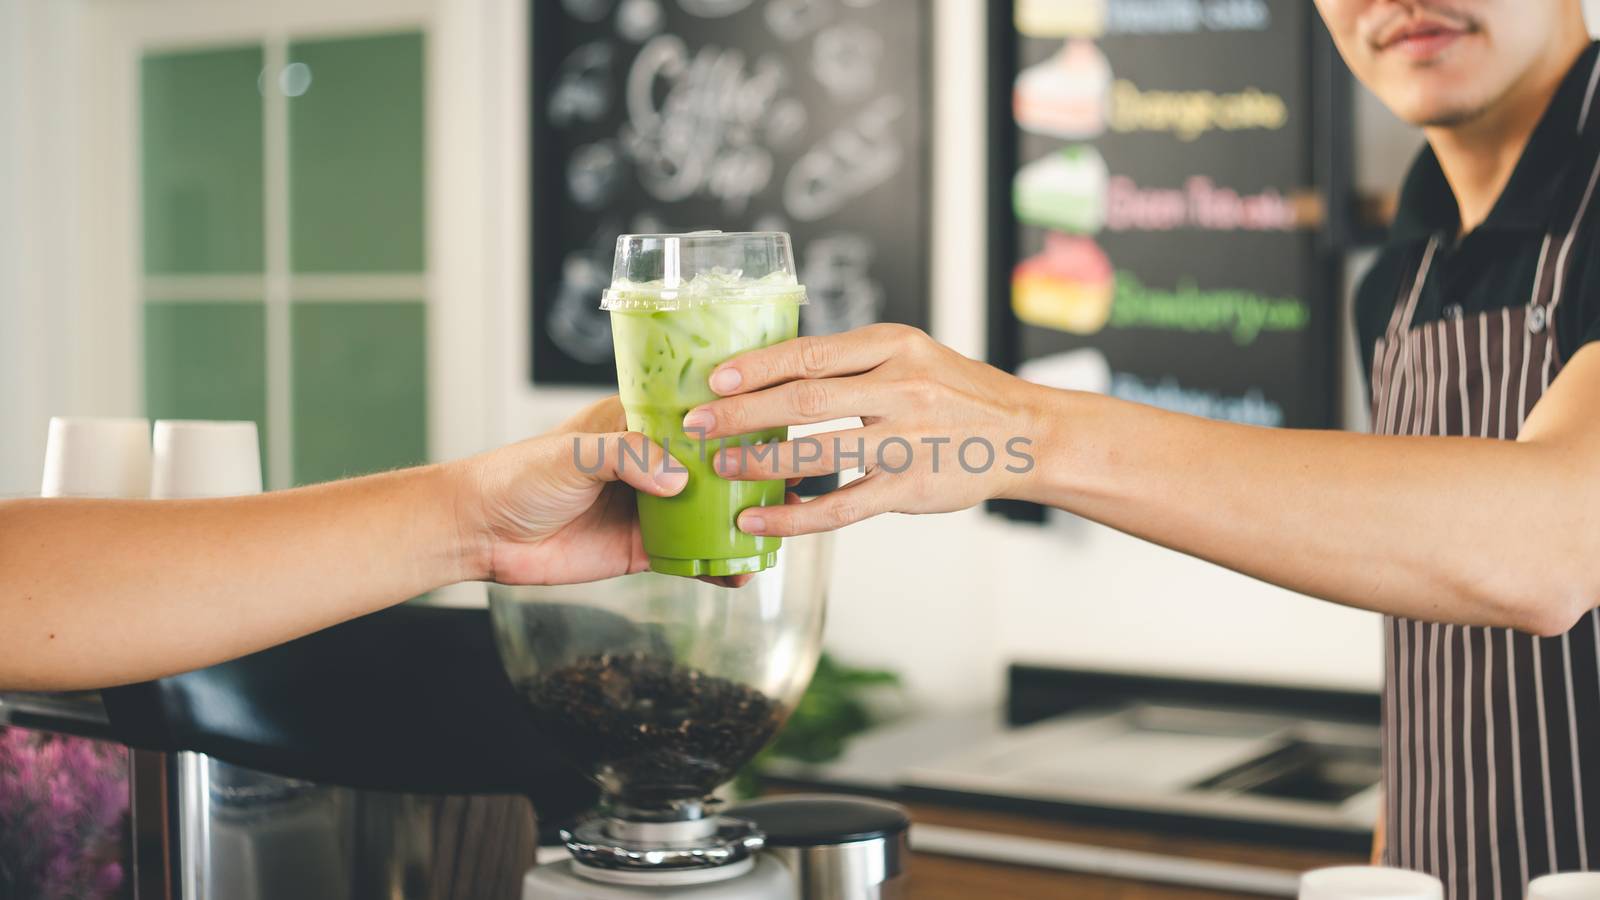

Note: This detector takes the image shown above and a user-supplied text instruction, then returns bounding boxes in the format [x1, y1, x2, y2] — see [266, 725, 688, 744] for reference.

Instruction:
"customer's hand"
[456, 397, 757, 587]
[683, 325, 1048, 536]
[455, 398, 685, 585]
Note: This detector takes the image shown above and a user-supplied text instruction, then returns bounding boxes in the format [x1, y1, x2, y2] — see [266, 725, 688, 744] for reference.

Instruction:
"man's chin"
[1414, 106, 1488, 129]
[1388, 92, 1490, 130]
[1363, 61, 1500, 130]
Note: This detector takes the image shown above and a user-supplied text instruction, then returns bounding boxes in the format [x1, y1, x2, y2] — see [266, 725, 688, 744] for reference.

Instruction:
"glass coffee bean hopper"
[488, 532, 831, 896]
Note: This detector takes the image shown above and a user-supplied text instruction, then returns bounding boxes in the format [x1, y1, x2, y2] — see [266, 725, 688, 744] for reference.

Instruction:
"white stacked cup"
[1527, 873, 1600, 899]
[150, 420, 263, 500]
[1298, 866, 1444, 900]
[40, 417, 153, 499]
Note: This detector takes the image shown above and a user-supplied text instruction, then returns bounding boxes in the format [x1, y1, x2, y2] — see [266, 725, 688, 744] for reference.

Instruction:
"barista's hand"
[454, 398, 685, 585]
[685, 325, 1048, 536]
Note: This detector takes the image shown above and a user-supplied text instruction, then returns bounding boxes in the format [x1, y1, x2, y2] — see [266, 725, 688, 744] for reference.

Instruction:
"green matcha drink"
[602, 232, 807, 577]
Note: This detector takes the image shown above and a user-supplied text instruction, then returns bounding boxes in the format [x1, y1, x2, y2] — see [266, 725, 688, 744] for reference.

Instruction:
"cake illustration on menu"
[1015, 0, 1107, 39]
[1014, 144, 1108, 234]
[1012, 233, 1114, 335]
[1014, 40, 1112, 140]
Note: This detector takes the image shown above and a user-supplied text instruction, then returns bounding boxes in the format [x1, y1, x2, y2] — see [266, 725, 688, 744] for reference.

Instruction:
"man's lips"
[1376, 21, 1470, 61]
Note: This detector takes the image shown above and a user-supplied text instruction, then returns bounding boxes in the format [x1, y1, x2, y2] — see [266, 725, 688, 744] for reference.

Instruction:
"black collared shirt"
[1356, 42, 1600, 380]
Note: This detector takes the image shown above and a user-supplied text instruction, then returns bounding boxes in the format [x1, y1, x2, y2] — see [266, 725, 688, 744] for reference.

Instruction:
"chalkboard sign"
[986, 1, 1351, 521]
[530, 0, 932, 385]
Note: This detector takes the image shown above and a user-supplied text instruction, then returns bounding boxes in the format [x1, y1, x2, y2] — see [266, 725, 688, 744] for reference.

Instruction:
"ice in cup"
[601, 232, 807, 577]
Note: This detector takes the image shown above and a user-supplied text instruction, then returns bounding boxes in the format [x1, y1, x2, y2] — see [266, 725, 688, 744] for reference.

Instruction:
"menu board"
[530, 0, 932, 385]
[987, 1, 1348, 517]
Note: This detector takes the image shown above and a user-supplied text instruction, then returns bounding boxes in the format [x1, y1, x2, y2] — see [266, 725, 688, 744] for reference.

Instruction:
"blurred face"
[1316, 1, 1574, 127]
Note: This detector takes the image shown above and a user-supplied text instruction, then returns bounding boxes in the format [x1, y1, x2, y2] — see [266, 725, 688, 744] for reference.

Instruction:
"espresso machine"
[488, 532, 909, 899]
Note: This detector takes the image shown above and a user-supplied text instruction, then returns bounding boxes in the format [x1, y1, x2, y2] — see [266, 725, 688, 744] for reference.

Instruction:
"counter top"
[899, 799, 1360, 899]
[763, 666, 1383, 857]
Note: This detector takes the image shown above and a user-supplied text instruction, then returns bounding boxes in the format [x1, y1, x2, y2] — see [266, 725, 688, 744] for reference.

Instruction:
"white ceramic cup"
[150, 420, 263, 499]
[1298, 866, 1445, 900]
[1528, 872, 1600, 899]
[40, 416, 153, 498]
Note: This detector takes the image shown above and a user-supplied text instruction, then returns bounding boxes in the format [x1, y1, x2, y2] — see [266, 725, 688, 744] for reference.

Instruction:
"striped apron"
[1374, 58, 1600, 898]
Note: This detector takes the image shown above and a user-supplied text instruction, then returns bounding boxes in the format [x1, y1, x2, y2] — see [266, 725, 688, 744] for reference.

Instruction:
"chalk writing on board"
[1103, 175, 1302, 232]
[800, 233, 885, 335]
[550, 42, 615, 128]
[1107, 0, 1270, 34]
[532, 0, 929, 384]
[547, 225, 617, 365]
[1110, 374, 1284, 426]
[622, 34, 795, 211]
[812, 23, 882, 99]
[784, 94, 903, 221]
[567, 140, 624, 209]
[563, 0, 618, 24]
[630, 210, 682, 235]
[767, 97, 809, 147]
[766, 0, 833, 42]
[751, 212, 788, 233]
[1107, 273, 1309, 345]
[1108, 81, 1288, 141]
[678, 0, 755, 17]
[617, 0, 666, 41]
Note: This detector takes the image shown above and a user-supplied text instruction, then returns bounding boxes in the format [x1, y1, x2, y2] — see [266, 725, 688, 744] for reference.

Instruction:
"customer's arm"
[0, 399, 689, 691]
[694, 325, 1600, 635]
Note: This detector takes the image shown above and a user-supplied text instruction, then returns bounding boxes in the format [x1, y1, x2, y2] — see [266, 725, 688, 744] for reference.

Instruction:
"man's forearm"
[1020, 389, 1600, 634]
[0, 463, 483, 691]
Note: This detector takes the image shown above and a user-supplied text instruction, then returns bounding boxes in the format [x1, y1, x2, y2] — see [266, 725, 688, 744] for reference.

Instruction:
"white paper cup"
[40, 417, 153, 498]
[1528, 873, 1600, 899]
[150, 420, 263, 499]
[1298, 866, 1444, 900]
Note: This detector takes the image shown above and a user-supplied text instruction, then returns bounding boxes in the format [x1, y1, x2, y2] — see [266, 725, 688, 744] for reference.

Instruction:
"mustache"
[1362, 3, 1478, 50]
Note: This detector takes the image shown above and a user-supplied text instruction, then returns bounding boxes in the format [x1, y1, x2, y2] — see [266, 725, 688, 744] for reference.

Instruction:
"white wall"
[0, 0, 127, 499]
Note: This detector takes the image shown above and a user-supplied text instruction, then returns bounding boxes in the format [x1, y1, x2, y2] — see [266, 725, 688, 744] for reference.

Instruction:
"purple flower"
[0, 726, 130, 899]
[95, 861, 125, 893]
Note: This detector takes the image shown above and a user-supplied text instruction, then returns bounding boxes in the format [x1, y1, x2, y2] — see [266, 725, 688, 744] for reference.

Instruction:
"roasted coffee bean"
[520, 653, 786, 808]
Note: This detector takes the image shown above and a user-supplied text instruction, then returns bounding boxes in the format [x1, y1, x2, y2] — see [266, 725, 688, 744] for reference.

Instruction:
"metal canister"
[732, 795, 910, 900]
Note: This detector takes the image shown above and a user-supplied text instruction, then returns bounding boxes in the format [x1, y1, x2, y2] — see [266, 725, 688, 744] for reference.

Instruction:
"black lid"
[732, 794, 910, 847]
[100, 605, 596, 819]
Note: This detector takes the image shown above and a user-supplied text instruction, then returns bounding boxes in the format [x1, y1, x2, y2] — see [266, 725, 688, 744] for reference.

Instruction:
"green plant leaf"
[735, 652, 903, 794]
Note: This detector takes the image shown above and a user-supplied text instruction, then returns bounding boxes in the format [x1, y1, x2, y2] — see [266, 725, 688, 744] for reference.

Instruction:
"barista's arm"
[0, 400, 689, 692]
[692, 325, 1600, 636]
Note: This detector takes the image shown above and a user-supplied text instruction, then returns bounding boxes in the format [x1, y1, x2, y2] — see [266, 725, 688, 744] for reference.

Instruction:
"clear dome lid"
[600, 231, 808, 311]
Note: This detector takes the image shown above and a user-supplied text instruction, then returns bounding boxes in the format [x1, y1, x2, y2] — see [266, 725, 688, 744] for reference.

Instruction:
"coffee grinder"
[488, 533, 908, 898]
